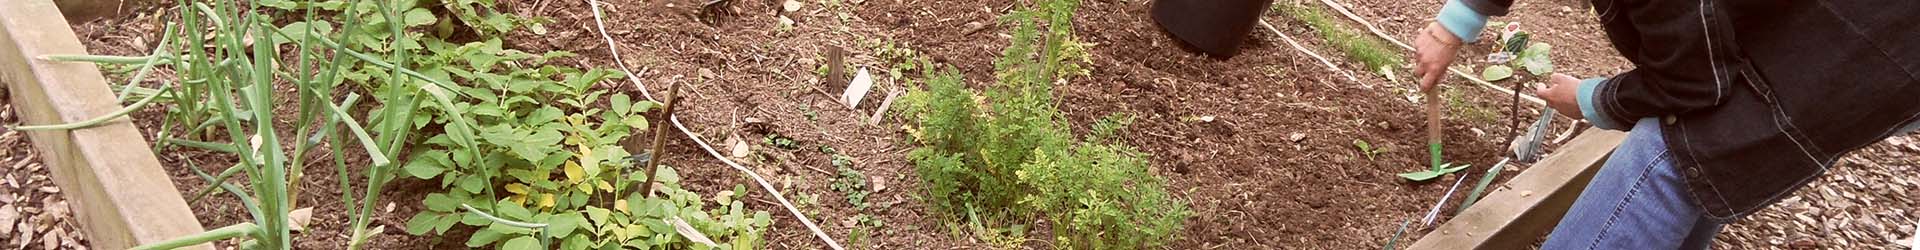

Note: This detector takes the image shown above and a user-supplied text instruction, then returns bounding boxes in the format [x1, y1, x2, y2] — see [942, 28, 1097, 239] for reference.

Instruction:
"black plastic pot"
[1151, 0, 1275, 58]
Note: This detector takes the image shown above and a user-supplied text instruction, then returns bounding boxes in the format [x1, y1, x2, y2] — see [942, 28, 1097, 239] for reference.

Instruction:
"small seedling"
[1481, 24, 1554, 80]
[825, 146, 869, 209]
[1353, 139, 1385, 161]
[764, 133, 801, 150]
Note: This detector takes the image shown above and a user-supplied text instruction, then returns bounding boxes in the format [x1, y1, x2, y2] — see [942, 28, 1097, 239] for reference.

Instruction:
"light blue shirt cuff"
[1578, 77, 1629, 130]
[1437, 0, 1489, 43]
[1898, 119, 1920, 134]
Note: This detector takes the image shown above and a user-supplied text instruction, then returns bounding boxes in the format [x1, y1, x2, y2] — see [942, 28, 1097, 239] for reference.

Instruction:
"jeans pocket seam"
[1587, 155, 1663, 249]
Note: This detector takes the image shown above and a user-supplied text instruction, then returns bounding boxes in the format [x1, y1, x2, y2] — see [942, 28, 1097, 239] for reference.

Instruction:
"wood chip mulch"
[1717, 133, 1920, 249]
[2, 100, 90, 250]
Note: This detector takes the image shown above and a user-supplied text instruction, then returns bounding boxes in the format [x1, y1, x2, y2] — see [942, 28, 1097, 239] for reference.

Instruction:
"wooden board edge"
[1406, 130, 1629, 250]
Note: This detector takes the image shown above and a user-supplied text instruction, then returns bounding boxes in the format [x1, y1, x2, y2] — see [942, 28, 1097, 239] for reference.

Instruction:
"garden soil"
[16, 0, 1914, 249]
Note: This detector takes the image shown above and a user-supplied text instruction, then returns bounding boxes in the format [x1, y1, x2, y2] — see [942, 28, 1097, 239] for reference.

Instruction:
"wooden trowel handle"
[1427, 88, 1443, 168]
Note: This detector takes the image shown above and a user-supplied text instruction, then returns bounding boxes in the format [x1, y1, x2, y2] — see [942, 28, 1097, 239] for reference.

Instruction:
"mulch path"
[0, 93, 91, 250]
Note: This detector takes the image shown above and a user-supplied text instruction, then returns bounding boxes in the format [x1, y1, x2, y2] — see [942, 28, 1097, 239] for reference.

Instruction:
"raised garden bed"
[0, 1, 207, 249]
[13, 0, 1910, 249]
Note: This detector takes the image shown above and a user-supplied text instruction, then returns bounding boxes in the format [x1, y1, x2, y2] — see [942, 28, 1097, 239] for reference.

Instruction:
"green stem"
[162, 137, 238, 153]
[38, 54, 175, 65]
[461, 204, 548, 228]
[186, 163, 246, 203]
[129, 222, 259, 250]
[11, 85, 171, 131]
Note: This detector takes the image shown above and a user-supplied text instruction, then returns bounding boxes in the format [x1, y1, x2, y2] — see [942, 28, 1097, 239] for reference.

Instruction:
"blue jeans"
[1542, 118, 1723, 249]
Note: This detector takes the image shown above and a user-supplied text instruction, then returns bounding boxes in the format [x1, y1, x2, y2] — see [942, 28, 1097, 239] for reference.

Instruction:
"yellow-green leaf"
[501, 236, 539, 250]
[564, 161, 585, 183]
[506, 183, 529, 194]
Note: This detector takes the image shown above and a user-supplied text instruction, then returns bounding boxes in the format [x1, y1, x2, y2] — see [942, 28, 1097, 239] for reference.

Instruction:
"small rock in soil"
[289, 207, 314, 232]
[699, 68, 718, 80]
[1789, 237, 1820, 249]
[732, 140, 752, 159]
[42, 227, 61, 250]
[782, 0, 803, 12]
[1288, 132, 1307, 142]
[871, 177, 887, 193]
[0, 205, 16, 235]
[962, 21, 987, 34]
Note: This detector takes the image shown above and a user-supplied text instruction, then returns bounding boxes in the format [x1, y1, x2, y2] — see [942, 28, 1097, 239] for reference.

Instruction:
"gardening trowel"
[1150, 0, 1275, 57]
[1427, 87, 1444, 171]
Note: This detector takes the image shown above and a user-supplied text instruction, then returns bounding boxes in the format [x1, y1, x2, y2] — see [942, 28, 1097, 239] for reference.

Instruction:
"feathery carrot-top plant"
[898, 0, 1189, 248]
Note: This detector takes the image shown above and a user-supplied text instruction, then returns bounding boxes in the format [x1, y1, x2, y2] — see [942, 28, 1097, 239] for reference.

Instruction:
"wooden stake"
[637, 82, 682, 198]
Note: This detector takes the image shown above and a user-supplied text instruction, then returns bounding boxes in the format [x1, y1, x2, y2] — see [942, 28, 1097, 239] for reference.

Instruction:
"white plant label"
[843, 68, 874, 108]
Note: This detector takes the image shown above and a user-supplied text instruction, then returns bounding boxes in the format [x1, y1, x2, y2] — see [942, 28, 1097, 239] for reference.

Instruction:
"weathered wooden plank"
[0, 1, 208, 249]
[51, 0, 150, 23]
[1406, 130, 1629, 250]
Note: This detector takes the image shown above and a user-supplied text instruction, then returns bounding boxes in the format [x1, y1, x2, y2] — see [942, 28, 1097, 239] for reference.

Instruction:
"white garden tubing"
[585, 1, 846, 249]
[1260, 19, 1364, 85]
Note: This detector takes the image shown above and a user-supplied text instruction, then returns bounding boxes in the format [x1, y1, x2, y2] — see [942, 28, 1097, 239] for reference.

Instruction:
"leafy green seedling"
[764, 133, 801, 150]
[1482, 26, 1554, 81]
[1481, 65, 1514, 81]
[1353, 139, 1385, 161]
[1517, 43, 1554, 75]
[1398, 162, 1471, 181]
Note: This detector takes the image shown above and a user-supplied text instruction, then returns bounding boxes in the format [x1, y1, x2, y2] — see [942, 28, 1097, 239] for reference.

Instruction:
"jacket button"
[1663, 115, 1677, 125]
[1685, 167, 1702, 178]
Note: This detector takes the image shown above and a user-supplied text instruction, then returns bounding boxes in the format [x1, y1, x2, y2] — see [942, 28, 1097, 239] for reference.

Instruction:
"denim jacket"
[1443, 0, 1920, 219]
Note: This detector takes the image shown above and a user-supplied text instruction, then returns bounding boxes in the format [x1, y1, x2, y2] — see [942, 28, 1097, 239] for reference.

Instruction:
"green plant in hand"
[898, 0, 1189, 248]
[1481, 24, 1553, 81]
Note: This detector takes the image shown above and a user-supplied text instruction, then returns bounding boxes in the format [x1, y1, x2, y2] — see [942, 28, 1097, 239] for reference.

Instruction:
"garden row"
[14, 0, 1200, 248]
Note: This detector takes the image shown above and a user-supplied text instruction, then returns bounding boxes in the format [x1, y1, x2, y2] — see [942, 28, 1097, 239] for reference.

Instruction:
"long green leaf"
[1456, 158, 1511, 214]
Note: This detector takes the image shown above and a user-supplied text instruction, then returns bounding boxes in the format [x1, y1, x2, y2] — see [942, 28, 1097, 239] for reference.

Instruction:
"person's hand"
[1413, 22, 1465, 92]
[1537, 73, 1585, 120]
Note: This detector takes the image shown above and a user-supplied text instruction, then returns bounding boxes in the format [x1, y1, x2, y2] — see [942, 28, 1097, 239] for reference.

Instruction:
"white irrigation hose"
[1423, 169, 1471, 226]
[1259, 19, 1362, 85]
[585, 1, 845, 249]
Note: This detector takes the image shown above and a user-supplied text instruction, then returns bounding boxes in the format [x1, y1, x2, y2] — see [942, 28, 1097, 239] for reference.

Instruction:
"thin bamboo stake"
[1313, 0, 1545, 105]
[637, 83, 681, 198]
[585, 1, 845, 249]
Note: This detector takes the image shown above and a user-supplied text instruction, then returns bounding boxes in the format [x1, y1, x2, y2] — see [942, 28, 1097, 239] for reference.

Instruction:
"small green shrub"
[899, 0, 1189, 248]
